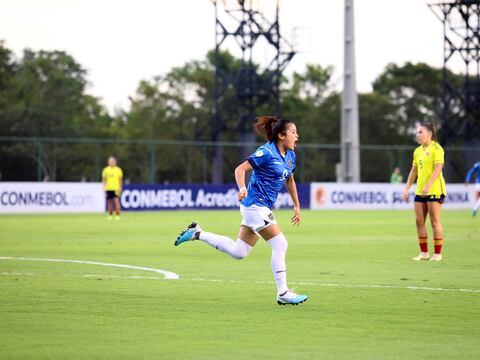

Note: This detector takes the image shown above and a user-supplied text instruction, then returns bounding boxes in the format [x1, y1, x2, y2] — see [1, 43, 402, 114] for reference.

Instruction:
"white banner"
[310, 183, 475, 210]
[0, 182, 105, 213]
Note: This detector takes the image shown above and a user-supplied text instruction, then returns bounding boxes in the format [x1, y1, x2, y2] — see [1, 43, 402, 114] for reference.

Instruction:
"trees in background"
[0, 43, 115, 181]
[0, 42, 465, 182]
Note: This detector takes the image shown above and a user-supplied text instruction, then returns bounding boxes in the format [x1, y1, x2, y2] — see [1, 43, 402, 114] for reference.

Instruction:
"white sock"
[475, 198, 480, 211]
[198, 231, 252, 260]
[267, 233, 289, 295]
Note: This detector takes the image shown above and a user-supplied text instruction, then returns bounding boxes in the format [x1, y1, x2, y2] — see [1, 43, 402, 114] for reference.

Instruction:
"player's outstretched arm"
[402, 165, 417, 202]
[285, 174, 301, 226]
[118, 176, 123, 195]
[235, 161, 252, 201]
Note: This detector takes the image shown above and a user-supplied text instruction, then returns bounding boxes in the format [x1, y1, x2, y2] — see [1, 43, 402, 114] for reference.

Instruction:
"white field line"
[0, 272, 166, 281]
[0, 256, 179, 279]
[1, 272, 35, 276]
[83, 274, 162, 280]
[1, 267, 479, 294]
[186, 278, 480, 294]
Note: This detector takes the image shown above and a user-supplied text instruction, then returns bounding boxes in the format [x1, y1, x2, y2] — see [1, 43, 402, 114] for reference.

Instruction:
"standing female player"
[102, 156, 123, 221]
[402, 122, 446, 261]
[175, 116, 308, 305]
[465, 161, 480, 217]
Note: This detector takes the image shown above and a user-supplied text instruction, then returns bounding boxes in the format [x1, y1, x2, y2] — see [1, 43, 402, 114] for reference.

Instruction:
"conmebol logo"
[314, 186, 327, 206]
[0, 183, 104, 213]
[1, 191, 69, 206]
[121, 189, 195, 209]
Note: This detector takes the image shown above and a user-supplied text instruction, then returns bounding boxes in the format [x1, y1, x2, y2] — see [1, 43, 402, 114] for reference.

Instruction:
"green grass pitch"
[0, 210, 479, 359]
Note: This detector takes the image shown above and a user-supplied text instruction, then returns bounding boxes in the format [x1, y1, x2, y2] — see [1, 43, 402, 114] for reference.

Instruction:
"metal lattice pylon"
[210, 0, 296, 183]
[429, 0, 480, 143]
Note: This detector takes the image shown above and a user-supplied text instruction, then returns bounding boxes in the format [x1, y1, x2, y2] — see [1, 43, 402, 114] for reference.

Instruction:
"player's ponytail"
[420, 121, 438, 142]
[254, 116, 294, 141]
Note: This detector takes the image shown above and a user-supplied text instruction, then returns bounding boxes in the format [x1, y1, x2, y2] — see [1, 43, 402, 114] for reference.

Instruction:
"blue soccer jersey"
[241, 141, 296, 210]
[466, 162, 480, 184]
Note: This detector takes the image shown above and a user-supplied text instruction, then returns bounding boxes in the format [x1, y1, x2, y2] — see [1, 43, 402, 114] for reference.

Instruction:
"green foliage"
[1, 42, 469, 182]
[358, 92, 410, 181]
[10, 49, 86, 137]
[0, 44, 116, 181]
[0, 42, 16, 113]
[372, 62, 462, 136]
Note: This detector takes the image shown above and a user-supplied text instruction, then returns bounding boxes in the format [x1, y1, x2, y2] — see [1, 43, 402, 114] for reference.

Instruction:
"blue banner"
[120, 184, 310, 211]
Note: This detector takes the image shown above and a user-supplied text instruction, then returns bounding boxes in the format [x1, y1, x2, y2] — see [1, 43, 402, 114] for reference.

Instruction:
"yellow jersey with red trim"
[102, 166, 123, 191]
[412, 141, 446, 196]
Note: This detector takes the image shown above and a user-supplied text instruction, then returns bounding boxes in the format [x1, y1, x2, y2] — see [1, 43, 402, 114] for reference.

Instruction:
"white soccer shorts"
[240, 204, 277, 233]
[475, 183, 480, 192]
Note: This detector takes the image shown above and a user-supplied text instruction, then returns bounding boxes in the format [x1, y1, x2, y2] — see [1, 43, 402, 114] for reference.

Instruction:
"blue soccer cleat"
[277, 290, 308, 305]
[174, 222, 201, 246]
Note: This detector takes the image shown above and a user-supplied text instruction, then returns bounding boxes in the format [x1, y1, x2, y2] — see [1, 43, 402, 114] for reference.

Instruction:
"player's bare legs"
[237, 225, 259, 247]
[414, 202, 428, 238]
[259, 223, 281, 240]
[107, 199, 114, 219]
[427, 201, 443, 261]
[427, 202, 443, 240]
[474, 191, 480, 217]
[413, 202, 429, 260]
[114, 198, 121, 217]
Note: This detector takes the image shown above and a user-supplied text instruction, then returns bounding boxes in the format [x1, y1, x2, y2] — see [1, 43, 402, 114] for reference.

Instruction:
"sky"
[0, 0, 451, 113]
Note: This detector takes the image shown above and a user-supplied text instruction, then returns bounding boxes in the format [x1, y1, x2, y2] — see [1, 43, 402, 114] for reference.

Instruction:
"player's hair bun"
[254, 116, 294, 141]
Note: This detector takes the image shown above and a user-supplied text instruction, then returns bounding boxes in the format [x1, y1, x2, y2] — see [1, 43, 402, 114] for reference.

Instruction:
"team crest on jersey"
[425, 152, 430, 156]
[288, 160, 293, 168]
[255, 150, 264, 157]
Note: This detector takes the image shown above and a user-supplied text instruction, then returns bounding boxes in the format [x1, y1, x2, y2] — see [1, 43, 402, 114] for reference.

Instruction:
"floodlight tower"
[428, 0, 480, 144]
[340, 0, 360, 182]
[211, 0, 296, 183]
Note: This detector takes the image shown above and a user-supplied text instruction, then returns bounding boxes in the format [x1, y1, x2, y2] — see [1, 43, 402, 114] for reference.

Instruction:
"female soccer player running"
[175, 116, 308, 305]
[402, 122, 446, 262]
[465, 161, 480, 217]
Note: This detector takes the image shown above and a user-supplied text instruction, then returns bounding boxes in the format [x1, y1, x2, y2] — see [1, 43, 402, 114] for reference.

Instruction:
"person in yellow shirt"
[102, 156, 123, 221]
[402, 122, 446, 262]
